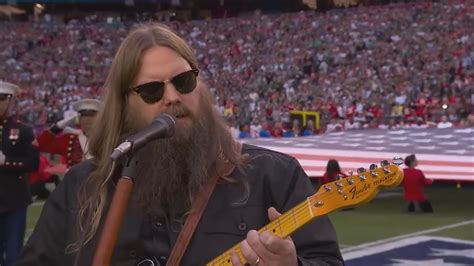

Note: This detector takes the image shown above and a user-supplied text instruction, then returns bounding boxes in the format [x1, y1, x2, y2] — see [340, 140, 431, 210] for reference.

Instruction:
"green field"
[330, 186, 474, 248]
[26, 186, 474, 248]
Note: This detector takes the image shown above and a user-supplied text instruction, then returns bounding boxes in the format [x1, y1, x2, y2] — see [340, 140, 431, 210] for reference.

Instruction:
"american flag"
[242, 128, 474, 181]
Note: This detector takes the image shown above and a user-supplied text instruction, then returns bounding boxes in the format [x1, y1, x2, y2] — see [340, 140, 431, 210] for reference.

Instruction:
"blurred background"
[1, 0, 473, 264]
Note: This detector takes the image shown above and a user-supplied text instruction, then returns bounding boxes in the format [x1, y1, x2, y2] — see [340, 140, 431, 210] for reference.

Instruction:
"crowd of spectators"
[1, 0, 473, 138]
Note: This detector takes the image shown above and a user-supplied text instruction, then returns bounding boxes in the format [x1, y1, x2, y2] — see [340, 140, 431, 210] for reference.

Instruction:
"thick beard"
[122, 101, 216, 219]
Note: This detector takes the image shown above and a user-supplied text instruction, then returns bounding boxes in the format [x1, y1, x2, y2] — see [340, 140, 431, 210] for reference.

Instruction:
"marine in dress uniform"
[0, 81, 39, 266]
[36, 98, 100, 168]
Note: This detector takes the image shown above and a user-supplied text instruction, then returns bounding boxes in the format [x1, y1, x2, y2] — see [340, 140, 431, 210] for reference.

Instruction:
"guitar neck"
[206, 164, 403, 265]
[206, 199, 314, 265]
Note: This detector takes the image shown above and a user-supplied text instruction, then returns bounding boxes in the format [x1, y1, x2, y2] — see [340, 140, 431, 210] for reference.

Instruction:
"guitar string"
[209, 179, 367, 265]
[209, 192, 322, 265]
[209, 169, 398, 265]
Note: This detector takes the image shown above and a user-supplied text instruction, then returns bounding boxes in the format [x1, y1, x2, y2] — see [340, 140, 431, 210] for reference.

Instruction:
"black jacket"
[18, 144, 343, 265]
[0, 117, 39, 212]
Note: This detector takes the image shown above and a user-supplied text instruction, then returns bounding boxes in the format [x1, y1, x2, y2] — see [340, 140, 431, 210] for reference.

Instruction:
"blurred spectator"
[326, 118, 343, 133]
[0, 1, 472, 135]
[302, 120, 315, 136]
[258, 121, 272, 138]
[344, 118, 360, 130]
[272, 121, 284, 137]
[228, 121, 240, 139]
[437, 115, 454, 128]
[238, 124, 251, 139]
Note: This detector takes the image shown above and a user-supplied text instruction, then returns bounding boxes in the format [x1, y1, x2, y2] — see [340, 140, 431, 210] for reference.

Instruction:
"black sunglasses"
[79, 109, 98, 117]
[0, 94, 12, 101]
[131, 69, 199, 104]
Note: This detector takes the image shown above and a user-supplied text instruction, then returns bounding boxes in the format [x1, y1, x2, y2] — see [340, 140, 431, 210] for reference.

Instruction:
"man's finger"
[259, 230, 295, 255]
[230, 250, 243, 266]
[240, 238, 260, 265]
[267, 207, 281, 221]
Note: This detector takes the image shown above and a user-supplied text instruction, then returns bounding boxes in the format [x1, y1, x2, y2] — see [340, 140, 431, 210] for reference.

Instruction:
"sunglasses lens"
[0, 94, 10, 101]
[132, 70, 198, 104]
[135, 82, 164, 104]
[172, 70, 197, 94]
[79, 110, 98, 117]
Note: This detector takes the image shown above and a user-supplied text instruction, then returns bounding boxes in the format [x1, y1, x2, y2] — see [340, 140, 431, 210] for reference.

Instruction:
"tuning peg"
[314, 201, 324, 207]
[348, 170, 354, 176]
[347, 178, 355, 185]
[381, 159, 392, 174]
[323, 184, 332, 192]
[336, 174, 345, 180]
[369, 164, 378, 177]
[392, 157, 403, 166]
[357, 168, 366, 181]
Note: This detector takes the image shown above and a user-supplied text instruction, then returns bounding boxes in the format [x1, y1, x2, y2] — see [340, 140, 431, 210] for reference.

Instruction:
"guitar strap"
[166, 143, 240, 266]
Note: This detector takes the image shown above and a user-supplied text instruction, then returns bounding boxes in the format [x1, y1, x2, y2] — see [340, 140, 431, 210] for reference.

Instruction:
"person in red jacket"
[402, 154, 434, 213]
[321, 159, 347, 184]
[36, 98, 100, 168]
[28, 154, 60, 199]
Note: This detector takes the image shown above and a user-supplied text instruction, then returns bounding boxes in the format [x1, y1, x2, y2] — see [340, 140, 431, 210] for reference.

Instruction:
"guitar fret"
[291, 209, 298, 230]
[206, 165, 403, 265]
[277, 216, 283, 237]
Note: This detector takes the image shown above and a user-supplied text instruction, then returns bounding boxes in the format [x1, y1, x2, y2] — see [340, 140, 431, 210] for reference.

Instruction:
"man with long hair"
[18, 24, 343, 265]
[0, 81, 39, 266]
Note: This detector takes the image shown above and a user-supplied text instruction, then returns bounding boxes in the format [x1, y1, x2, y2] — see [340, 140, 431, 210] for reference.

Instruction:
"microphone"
[110, 114, 176, 160]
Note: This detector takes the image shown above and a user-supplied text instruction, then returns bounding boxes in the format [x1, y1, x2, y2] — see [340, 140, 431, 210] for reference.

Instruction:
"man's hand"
[56, 115, 78, 129]
[0, 151, 5, 165]
[230, 207, 298, 266]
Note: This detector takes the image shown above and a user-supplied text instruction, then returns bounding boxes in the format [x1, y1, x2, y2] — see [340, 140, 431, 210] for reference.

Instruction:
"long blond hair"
[68, 24, 244, 253]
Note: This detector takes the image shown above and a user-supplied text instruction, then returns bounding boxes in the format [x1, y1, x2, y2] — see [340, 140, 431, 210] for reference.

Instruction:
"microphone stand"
[92, 155, 140, 266]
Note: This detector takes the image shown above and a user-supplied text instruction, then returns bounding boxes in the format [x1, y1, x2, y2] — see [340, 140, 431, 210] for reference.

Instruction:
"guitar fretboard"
[206, 199, 314, 265]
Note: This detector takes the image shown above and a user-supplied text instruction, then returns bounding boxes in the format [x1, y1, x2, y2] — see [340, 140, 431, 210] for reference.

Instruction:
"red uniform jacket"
[36, 130, 84, 168]
[402, 168, 433, 201]
[29, 155, 53, 185]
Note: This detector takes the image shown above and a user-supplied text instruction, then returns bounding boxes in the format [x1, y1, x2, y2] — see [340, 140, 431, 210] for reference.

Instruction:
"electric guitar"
[206, 160, 404, 265]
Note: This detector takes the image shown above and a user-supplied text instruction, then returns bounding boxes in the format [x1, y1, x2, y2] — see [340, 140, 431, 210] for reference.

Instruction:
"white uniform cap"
[72, 98, 101, 112]
[0, 81, 19, 95]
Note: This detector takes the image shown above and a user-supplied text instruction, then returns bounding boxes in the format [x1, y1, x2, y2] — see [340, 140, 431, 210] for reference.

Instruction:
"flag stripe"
[303, 166, 472, 177]
[296, 160, 474, 173]
[303, 170, 472, 181]
[258, 146, 474, 181]
[290, 153, 473, 167]
[299, 165, 473, 177]
[243, 128, 474, 182]
[257, 146, 473, 163]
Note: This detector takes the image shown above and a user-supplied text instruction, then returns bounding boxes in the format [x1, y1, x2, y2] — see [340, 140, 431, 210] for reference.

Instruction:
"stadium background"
[0, 0, 474, 265]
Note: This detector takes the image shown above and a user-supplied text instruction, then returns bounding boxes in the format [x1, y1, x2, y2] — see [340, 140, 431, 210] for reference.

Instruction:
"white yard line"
[341, 219, 474, 254]
[343, 235, 474, 261]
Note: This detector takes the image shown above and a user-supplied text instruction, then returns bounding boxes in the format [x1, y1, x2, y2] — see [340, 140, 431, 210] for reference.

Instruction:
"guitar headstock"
[307, 158, 404, 217]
